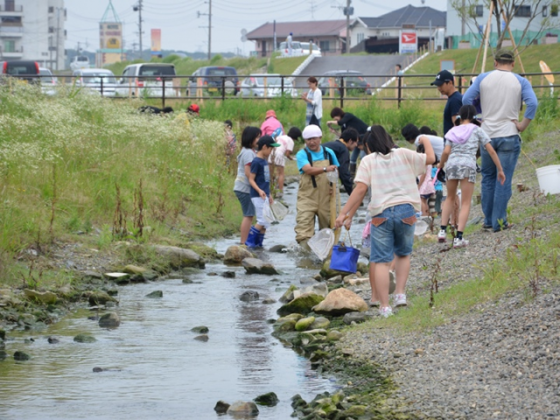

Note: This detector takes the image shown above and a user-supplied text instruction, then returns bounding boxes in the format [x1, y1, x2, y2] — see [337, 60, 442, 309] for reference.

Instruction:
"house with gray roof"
[350, 5, 446, 53]
[247, 20, 347, 57]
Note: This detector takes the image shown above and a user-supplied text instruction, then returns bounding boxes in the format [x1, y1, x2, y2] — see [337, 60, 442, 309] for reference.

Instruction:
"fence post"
[340, 76, 344, 108]
[397, 75, 402, 109]
[162, 77, 166, 108]
[221, 76, 226, 101]
[100, 76, 104, 97]
[457, 74, 462, 94]
[281, 76, 284, 96]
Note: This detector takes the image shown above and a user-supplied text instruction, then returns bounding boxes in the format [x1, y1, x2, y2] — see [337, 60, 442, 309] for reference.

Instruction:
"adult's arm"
[337, 113, 351, 127]
[338, 152, 354, 195]
[301, 164, 337, 176]
[462, 72, 487, 105]
[417, 136, 436, 165]
[335, 182, 368, 230]
[513, 74, 538, 132]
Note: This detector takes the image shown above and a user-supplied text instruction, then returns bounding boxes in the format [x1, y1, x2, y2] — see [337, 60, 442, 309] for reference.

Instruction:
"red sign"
[401, 32, 417, 44]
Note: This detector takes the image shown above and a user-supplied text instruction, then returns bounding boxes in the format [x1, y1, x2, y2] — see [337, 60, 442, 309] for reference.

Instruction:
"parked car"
[116, 63, 177, 98]
[318, 70, 372, 96]
[240, 74, 293, 97]
[0, 60, 39, 84]
[38, 67, 57, 95]
[187, 66, 239, 96]
[73, 68, 118, 96]
[70, 56, 90, 71]
[299, 42, 322, 57]
[278, 41, 304, 57]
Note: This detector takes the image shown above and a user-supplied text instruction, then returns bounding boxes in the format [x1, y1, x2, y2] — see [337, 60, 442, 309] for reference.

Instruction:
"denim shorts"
[369, 204, 416, 263]
[234, 190, 255, 217]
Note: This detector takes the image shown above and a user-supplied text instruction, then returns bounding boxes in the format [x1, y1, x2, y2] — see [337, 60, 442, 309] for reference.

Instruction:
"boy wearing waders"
[246, 135, 281, 248]
[294, 125, 340, 248]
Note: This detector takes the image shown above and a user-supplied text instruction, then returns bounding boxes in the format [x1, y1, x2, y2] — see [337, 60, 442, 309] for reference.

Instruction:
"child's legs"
[251, 197, 270, 233]
[235, 191, 256, 243]
[420, 197, 428, 215]
[458, 177, 475, 232]
[276, 165, 285, 192]
[392, 204, 415, 295]
[441, 180, 458, 227]
[368, 262, 378, 303]
[370, 208, 395, 308]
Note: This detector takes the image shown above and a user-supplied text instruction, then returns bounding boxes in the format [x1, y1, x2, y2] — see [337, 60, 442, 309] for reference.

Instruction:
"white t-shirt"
[354, 148, 427, 216]
[268, 135, 294, 166]
[414, 135, 444, 161]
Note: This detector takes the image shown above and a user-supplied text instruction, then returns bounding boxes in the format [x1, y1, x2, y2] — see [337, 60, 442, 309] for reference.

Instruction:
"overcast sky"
[66, 0, 448, 55]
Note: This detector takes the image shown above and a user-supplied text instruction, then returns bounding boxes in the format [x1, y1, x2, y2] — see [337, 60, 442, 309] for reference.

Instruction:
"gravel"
[339, 133, 560, 419]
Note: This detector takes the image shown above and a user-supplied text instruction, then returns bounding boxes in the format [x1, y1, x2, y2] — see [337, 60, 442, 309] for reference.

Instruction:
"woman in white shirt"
[302, 76, 322, 126]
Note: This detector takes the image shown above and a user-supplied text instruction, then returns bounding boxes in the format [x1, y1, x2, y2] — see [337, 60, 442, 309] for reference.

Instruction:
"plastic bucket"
[536, 165, 560, 195]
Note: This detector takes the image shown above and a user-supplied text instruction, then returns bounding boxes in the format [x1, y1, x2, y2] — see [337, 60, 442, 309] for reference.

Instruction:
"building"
[446, 0, 560, 49]
[247, 20, 347, 57]
[349, 5, 446, 53]
[96, 1, 125, 67]
[0, 0, 66, 69]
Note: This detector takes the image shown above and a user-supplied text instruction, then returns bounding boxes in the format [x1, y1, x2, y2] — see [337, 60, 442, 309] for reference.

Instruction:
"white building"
[349, 5, 446, 53]
[0, 0, 66, 70]
[446, 0, 559, 47]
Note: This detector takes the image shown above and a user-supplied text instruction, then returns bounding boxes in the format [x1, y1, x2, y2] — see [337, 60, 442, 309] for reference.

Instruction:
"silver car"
[240, 74, 293, 97]
[73, 68, 118, 97]
[38, 67, 57, 96]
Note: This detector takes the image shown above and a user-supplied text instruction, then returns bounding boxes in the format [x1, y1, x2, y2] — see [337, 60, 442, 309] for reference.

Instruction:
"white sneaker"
[437, 229, 447, 243]
[379, 306, 393, 318]
[394, 293, 407, 307]
[453, 237, 469, 248]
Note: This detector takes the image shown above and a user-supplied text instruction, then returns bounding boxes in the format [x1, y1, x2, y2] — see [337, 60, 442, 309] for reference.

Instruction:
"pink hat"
[265, 110, 277, 119]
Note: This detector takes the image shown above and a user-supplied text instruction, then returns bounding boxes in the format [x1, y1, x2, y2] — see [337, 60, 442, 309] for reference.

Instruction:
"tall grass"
[0, 83, 239, 281]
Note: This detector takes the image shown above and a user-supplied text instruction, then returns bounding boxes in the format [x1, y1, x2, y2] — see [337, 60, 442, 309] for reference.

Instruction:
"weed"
[49, 163, 57, 243]
[133, 179, 144, 238]
[429, 258, 442, 308]
[112, 183, 127, 239]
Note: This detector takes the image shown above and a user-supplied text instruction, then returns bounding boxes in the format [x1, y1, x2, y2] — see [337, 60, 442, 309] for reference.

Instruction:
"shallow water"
[0, 185, 367, 420]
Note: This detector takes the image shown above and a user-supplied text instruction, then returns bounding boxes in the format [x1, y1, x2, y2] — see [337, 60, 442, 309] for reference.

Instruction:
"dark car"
[318, 70, 372, 96]
[187, 66, 239, 96]
[0, 60, 40, 84]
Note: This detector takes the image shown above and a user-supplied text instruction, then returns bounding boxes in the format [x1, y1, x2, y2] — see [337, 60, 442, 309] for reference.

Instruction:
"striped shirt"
[355, 148, 427, 217]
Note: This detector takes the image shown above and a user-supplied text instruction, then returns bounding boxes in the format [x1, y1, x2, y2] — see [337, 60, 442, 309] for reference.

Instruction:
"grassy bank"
[0, 83, 240, 287]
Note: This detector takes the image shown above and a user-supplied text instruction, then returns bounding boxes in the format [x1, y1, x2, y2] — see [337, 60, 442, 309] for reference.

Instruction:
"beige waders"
[295, 157, 333, 243]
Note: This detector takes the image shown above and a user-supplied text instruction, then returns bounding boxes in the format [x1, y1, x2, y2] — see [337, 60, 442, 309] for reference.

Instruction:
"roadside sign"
[399, 30, 418, 54]
[539, 60, 554, 84]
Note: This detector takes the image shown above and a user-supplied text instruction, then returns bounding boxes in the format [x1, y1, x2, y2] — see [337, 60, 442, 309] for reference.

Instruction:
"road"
[294, 55, 405, 89]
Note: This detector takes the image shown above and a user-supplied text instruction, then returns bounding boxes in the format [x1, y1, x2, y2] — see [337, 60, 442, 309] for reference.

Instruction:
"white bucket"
[536, 165, 560, 195]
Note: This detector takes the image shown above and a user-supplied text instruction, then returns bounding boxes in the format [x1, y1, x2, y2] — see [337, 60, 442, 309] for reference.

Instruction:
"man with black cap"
[431, 69, 463, 135]
[463, 49, 538, 232]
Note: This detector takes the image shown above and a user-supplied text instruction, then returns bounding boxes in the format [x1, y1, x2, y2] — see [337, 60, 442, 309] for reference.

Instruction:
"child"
[336, 125, 435, 318]
[224, 120, 237, 166]
[417, 145, 436, 216]
[246, 135, 281, 248]
[438, 105, 505, 248]
[269, 127, 301, 198]
[234, 126, 261, 244]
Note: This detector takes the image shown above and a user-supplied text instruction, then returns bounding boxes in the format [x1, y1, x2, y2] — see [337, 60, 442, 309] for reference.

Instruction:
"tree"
[451, 0, 559, 50]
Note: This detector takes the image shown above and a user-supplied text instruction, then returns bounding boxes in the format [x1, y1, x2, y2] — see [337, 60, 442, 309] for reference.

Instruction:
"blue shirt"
[443, 91, 463, 135]
[249, 157, 270, 198]
[432, 167, 442, 191]
[296, 146, 340, 174]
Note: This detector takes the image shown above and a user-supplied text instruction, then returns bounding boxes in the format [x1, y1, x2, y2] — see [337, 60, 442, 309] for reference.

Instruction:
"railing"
[0, 5, 23, 12]
[3, 72, 559, 109]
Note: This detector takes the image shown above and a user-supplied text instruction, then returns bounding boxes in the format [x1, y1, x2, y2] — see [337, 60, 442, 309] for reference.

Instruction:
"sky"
[65, 0, 448, 55]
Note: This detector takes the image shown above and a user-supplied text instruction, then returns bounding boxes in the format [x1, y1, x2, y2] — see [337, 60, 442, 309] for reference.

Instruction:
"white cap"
[302, 124, 322, 140]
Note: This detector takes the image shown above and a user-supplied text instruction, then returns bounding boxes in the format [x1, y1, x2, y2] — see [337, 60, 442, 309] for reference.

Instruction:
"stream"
[0, 183, 366, 420]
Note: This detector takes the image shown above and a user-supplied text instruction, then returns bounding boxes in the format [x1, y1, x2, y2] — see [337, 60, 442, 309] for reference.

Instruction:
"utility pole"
[208, 0, 212, 60]
[55, 7, 61, 70]
[345, 0, 352, 53]
[197, 1, 212, 60]
[133, 1, 143, 59]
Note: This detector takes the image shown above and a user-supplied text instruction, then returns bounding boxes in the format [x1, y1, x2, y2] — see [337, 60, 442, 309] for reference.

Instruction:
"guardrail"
[3, 72, 559, 109]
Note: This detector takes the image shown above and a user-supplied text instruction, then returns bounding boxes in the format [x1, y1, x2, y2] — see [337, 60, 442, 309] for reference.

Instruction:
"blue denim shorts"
[234, 190, 255, 217]
[369, 204, 416, 263]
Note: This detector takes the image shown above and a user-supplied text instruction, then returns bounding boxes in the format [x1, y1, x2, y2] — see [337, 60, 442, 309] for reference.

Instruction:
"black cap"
[431, 70, 454, 86]
[257, 135, 280, 149]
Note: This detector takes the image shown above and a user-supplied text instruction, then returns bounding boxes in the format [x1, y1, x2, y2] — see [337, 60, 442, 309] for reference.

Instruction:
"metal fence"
[3, 72, 559, 109]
